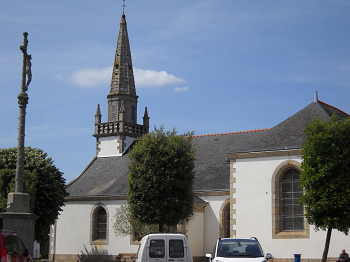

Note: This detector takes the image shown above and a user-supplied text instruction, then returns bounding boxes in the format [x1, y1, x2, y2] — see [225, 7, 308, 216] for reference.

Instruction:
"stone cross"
[15, 32, 31, 193]
[122, 0, 126, 14]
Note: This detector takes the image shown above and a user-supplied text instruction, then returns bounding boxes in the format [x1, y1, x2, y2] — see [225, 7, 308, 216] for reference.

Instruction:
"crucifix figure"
[25, 54, 32, 91]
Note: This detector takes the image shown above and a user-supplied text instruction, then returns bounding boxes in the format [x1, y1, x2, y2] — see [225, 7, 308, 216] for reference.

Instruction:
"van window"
[169, 240, 184, 258]
[149, 240, 165, 258]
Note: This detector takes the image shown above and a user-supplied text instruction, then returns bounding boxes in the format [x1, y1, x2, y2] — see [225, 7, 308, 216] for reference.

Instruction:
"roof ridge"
[318, 100, 350, 117]
[66, 155, 97, 188]
[193, 128, 271, 138]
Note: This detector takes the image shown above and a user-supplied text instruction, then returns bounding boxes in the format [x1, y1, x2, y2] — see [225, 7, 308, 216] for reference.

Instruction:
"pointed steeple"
[107, 14, 138, 124]
[109, 14, 136, 96]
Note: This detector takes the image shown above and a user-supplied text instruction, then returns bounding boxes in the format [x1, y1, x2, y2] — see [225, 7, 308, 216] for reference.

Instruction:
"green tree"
[127, 126, 196, 232]
[112, 204, 159, 241]
[299, 115, 350, 262]
[0, 147, 68, 244]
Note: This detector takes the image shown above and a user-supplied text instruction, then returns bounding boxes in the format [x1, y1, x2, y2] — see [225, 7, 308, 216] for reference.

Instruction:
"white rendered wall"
[187, 212, 204, 257]
[55, 196, 227, 259]
[199, 195, 230, 254]
[98, 136, 136, 157]
[234, 155, 350, 259]
[54, 200, 139, 256]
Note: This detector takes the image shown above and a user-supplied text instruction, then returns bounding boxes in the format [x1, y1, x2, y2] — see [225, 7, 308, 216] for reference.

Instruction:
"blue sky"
[1, 0, 350, 183]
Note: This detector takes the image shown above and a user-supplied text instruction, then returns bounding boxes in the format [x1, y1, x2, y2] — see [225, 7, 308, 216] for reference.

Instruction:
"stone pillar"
[0, 32, 37, 258]
[1, 192, 38, 257]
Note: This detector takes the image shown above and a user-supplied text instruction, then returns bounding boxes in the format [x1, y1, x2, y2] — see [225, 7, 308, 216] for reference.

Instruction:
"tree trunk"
[321, 227, 332, 262]
[159, 224, 163, 233]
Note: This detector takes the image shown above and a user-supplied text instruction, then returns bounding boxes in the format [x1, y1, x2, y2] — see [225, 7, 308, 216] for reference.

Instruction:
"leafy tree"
[112, 204, 158, 241]
[299, 115, 350, 262]
[127, 126, 195, 232]
[0, 147, 68, 244]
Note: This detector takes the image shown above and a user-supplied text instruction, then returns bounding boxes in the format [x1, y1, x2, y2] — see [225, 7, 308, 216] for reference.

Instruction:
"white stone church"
[49, 13, 350, 262]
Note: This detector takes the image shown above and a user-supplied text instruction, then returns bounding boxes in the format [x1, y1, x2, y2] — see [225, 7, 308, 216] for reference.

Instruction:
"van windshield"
[217, 239, 263, 258]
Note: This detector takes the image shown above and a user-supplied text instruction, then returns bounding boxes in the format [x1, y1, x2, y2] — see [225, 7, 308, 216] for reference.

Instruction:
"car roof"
[0, 230, 17, 237]
[220, 238, 258, 241]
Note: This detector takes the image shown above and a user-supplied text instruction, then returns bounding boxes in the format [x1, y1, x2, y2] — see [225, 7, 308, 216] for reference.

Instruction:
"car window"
[149, 239, 165, 258]
[5, 237, 14, 254]
[11, 236, 21, 255]
[18, 237, 27, 255]
[217, 239, 263, 258]
[169, 240, 184, 258]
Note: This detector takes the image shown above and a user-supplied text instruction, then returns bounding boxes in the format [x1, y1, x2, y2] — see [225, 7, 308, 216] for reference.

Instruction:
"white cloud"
[134, 68, 186, 87]
[66, 67, 186, 89]
[55, 74, 63, 81]
[67, 67, 112, 88]
[174, 86, 190, 92]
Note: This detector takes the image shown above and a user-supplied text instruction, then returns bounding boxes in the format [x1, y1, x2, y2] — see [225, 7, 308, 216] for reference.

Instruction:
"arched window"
[223, 204, 230, 238]
[90, 204, 109, 245]
[96, 207, 107, 240]
[281, 168, 304, 231]
[220, 200, 231, 238]
[271, 160, 309, 239]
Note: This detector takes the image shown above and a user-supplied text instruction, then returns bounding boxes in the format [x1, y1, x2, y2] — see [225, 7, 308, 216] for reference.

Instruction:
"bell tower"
[93, 14, 149, 157]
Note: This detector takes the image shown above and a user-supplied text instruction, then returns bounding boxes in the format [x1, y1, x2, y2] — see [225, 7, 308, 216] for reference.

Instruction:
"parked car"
[0, 230, 32, 262]
[206, 237, 272, 262]
[132, 233, 193, 262]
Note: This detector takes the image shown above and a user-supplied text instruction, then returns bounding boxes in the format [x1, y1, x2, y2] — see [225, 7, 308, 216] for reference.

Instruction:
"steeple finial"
[314, 91, 318, 102]
[122, 0, 126, 14]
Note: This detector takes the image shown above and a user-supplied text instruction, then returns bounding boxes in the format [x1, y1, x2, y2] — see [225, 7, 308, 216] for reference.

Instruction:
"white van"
[132, 233, 193, 262]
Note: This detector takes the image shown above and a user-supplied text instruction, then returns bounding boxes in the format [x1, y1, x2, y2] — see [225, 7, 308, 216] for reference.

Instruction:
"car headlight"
[215, 260, 222, 262]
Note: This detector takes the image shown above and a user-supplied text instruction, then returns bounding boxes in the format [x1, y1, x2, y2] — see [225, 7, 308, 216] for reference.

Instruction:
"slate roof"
[191, 129, 269, 193]
[229, 100, 349, 154]
[66, 100, 348, 198]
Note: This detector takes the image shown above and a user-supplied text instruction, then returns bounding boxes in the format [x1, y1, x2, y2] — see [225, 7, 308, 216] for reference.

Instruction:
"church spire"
[109, 14, 136, 96]
[107, 14, 138, 124]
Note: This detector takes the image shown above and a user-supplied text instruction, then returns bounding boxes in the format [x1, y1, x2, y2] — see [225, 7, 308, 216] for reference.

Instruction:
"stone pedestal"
[1, 192, 38, 257]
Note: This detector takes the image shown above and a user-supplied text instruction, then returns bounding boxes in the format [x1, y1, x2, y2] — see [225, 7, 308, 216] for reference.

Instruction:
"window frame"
[219, 199, 231, 238]
[90, 203, 109, 245]
[271, 160, 309, 239]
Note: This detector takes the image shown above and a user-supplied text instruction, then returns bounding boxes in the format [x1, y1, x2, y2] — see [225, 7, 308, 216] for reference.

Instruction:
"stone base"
[6, 192, 30, 213]
[1, 211, 38, 258]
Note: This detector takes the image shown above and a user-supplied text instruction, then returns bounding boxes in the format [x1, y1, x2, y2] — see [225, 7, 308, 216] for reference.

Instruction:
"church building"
[49, 13, 350, 262]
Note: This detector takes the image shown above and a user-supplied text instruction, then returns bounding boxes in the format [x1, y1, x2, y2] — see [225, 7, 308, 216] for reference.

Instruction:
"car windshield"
[217, 239, 263, 258]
